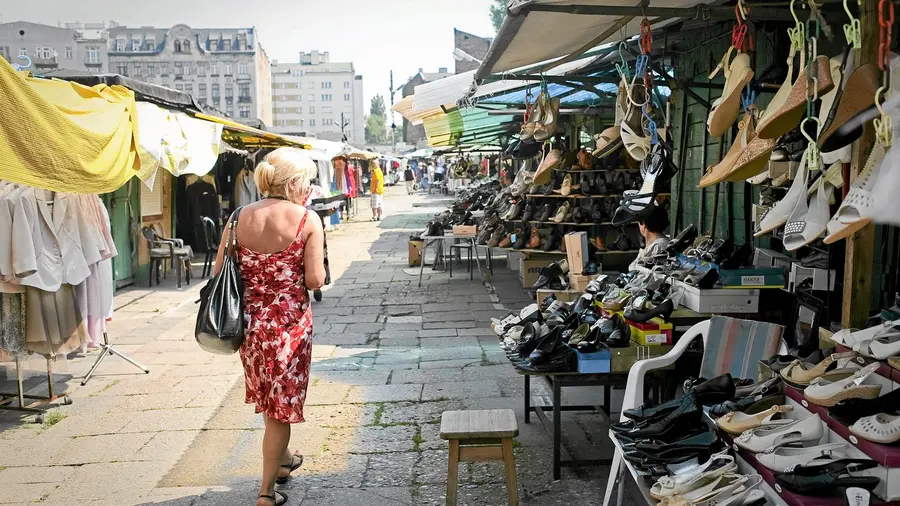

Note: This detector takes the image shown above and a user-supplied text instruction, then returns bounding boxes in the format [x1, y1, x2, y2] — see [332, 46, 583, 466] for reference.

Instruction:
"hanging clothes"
[0, 293, 25, 353]
[234, 168, 261, 207]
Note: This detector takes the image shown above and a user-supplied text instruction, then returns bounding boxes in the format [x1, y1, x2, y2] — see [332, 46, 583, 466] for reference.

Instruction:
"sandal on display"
[851, 413, 900, 444]
[533, 147, 561, 186]
[699, 109, 759, 188]
[757, 55, 835, 139]
[649, 452, 737, 500]
[756, 442, 849, 472]
[734, 413, 824, 453]
[815, 52, 856, 164]
[845, 487, 873, 506]
[620, 80, 651, 161]
[681, 474, 763, 506]
[852, 326, 900, 359]
[773, 459, 880, 496]
[780, 352, 860, 387]
[592, 126, 622, 159]
[830, 388, 900, 426]
[783, 177, 835, 251]
[707, 46, 755, 137]
[825, 141, 886, 243]
[716, 405, 794, 435]
[818, 63, 882, 153]
[831, 319, 900, 348]
[755, 147, 813, 237]
[803, 363, 882, 407]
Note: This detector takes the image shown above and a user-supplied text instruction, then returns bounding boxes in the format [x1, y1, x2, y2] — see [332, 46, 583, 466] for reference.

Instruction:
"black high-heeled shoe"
[666, 225, 698, 255]
[625, 299, 675, 323]
[774, 460, 880, 496]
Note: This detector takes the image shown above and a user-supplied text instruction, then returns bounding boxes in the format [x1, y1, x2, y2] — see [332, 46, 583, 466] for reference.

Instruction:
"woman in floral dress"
[214, 147, 326, 506]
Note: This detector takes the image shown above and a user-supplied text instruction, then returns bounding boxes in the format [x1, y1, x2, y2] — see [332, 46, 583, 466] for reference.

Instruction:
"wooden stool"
[440, 409, 519, 505]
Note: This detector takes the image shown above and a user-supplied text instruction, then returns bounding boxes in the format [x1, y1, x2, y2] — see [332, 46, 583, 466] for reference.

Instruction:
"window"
[212, 83, 220, 98]
[132, 40, 140, 51]
[225, 85, 234, 98]
[291, 69, 304, 77]
[344, 81, 350, 89]
[85, 47, 100, 64]
[238, 83, 251, 101]
[222, 39, 231, 51]
[238, 63, 249, 75]
[183, 40, 191, 52]
[185, 84, 193, 94]
[323, 118, 334, 126]
[175, 84, 184, 91]
[309, 106, 315, 114]
[239, 106, 251, 118]
[174, 40, 182, 53]
[18, 47, 26, 56]
[344, 93, 351, 101]
[226, 106, 233, 117]
[184, 64, 192, 75]
[308, 82, 314, 89]
[177, 64, 185, 75]
[132, 63, 142, 76]
[140, 171, 164, 217]
[147, 63, 156, 76]
[308, 94, 315, 102]
[117, 63, 128, 75]
[309, 119, 316, 127]
[199, 83, 207, 97]
[323, 106, 333, 113]
[197, 62, 207, 76]
[211, 63, 219, 75]
[321, 94, 332, 101]
[297, 106, 303, 114]
[35, 47, 53, 59]
[65, 47, 73, 59]
[225, 64, 233, 75]
[115, 39, 125, 51]
[321, 81, 332, 89]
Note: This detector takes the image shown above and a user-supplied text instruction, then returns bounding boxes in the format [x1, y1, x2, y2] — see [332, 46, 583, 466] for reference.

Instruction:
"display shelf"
[493, 247, 640, 256]
[783, 386, 900, 468]
[828, 339, 900, 386]
[554, 168, 642, 173]
[504, 219, 622, 226]
[525, 193, 672, 199]
[608, 430, 656, 505]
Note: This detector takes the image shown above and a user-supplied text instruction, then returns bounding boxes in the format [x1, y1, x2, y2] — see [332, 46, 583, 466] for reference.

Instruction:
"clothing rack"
[81, 331, 149, 386]
[0, 354, 71, 416]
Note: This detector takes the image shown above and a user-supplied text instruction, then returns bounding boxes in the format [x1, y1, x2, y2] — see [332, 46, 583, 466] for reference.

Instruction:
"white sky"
[1, 0, 496, 125]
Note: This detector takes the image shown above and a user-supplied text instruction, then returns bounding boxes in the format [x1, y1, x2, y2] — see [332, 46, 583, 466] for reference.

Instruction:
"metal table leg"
[418, 239, 432, 287]
[524, 374, 530, 424]
[470, 239, 485, 284]
[552, 374, 562, 480]
[603, 385, 612, 415]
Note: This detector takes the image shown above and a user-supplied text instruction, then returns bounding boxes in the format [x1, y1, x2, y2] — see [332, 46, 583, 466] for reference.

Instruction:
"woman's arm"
[212, 216, 234, 277]
[303, 211, 326, 290]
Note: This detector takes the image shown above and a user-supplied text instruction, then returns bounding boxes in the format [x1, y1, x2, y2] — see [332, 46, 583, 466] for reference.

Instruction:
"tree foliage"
[365, 94, 388, 143]
[490, 0, 507, 32]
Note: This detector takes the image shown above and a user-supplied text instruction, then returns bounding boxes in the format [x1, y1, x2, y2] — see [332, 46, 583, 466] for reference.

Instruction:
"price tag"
[510, 234, 517, 243]
[849, 435, 859, 445]
[645, 333, 667, 344]
[801, 399, 809, 408]
[741, 275, 765, 286]
[732, 443, 739, 452]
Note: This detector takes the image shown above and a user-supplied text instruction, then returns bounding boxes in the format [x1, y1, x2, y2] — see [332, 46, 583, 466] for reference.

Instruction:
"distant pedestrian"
[404, 166, 415, 194]
[213, 147, 326, 506]
[370, 160, 384, 221]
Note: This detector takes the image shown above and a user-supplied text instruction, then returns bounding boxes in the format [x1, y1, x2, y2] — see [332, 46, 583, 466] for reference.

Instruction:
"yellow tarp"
[0, 59, 141, 193]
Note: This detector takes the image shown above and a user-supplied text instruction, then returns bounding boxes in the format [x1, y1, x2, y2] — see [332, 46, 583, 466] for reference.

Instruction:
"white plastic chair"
[602, 320, 711, 506]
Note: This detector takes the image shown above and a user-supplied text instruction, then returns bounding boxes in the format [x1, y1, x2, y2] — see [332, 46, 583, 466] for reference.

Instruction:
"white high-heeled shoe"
[755, 147, 814, 237]
[756, 442, 849, 471]
[854, 330, 900, 360]
[832, 319, 900, 347]
[649, 452, 736, 499]
[735, 414, 824, 453]
[803, 362, 882, 407]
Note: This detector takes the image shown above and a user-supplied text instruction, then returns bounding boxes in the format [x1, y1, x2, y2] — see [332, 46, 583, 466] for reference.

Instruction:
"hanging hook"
[788, 0, 806, 49]
[843, 0, 862, 48]
[12, 55, 31, 71]
[800, 117, 822, 170]
[875, 86, 893, 147]
[616, 41, 631, 81]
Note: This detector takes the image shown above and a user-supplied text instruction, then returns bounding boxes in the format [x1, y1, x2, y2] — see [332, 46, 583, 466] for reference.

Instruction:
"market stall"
[397, 0, 900, 503]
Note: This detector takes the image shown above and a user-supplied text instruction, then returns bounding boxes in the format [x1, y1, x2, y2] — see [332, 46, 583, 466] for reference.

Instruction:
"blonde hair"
[255, 147, 316, 204]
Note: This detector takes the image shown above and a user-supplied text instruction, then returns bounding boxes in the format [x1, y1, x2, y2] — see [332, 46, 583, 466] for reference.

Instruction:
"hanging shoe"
[819, 63, 881, 153]
[783, 178, 834, 251]
[592, 126, 623, 159]
[699, 109, 759, 188]
[755, 146, 814, 237]
[816, 53, 855, 165]
[757, 55, 835, 139]
[533, 96, 560, 142]
[707, 46, 755, 137]
[823, 142, 886, 243]
[620, 81, 651, 161]
[533, 147, 561, 186]
[612, 143, 670, 225]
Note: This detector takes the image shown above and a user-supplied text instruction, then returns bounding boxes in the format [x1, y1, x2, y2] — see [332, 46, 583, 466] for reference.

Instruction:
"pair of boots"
[532, 259, 569, 290]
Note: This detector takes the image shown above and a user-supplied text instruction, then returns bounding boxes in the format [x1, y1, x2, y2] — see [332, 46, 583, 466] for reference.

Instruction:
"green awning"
[422, 105, 514, 147]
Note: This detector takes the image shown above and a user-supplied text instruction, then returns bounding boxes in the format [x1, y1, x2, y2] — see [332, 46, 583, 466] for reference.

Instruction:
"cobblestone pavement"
[0, 185, 640, 505]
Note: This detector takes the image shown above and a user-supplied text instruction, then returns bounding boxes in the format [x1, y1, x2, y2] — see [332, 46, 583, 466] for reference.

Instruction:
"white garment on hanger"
[175, 113, 224, 176]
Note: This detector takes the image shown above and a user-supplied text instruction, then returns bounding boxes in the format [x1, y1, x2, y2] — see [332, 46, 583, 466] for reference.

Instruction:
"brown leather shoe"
[499, 229, 519, 248]
[592, 237, 608, 252]
[577, 148, 592, 169]
[527, 226, 542, 249]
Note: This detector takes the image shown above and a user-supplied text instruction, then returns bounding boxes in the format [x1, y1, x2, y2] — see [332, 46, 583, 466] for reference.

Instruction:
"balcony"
[32, 56, 58, 67]
[225, 97, 233, 104]
[238, 96, 252, 103]
[237, 73, 252, 81]
[84, 57, 102, 66]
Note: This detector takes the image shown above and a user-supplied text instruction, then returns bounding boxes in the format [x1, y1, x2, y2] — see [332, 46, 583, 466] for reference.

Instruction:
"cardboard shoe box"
[568, 273, 594, 292]
[564, 232, 588, 274]
[452, 225, 477, 236]
[408, 240, 424, 267]
[519, 254, 558, 288]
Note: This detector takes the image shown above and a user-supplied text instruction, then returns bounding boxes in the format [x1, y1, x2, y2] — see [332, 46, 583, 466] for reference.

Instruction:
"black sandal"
[275, 452, 304, 484]
[258, 491, 288, 506]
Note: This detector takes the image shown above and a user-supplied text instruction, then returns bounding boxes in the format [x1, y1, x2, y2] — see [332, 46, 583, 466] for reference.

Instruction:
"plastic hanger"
[843, 0, 862, 48]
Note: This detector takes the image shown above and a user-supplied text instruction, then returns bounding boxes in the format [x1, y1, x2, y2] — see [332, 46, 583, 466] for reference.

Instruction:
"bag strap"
[226, 207, 244, 260]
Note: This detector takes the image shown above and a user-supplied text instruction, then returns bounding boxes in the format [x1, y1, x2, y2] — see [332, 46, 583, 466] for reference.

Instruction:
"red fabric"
[346, 165, 357, 198]
[238, 212, 313, 424]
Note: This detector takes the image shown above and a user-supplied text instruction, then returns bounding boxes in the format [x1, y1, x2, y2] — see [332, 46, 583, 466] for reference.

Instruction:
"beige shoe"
[533, 148, 560, 186]
[757, 55, 835, 139]
[534, 97, 559, 142]
[560, 174, 573, 196]
[707, 47, 755, 137]
[699, 109, 757, 188]
[553, 201, 570, 223]
[716, 405, 794, 435]
[780, 352, 860, 386]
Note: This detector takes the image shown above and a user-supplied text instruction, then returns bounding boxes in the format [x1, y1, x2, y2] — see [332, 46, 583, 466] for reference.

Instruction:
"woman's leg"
[258, 414, 291, 506]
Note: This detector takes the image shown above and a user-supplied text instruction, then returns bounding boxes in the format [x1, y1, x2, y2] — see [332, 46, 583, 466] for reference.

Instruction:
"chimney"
[310, 50, 320, 64]
[438, 67, 448, 73]
[418, 67, 423, 73]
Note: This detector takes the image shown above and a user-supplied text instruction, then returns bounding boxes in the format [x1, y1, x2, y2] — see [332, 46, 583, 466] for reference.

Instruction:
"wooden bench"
[440, 409, 519, 505]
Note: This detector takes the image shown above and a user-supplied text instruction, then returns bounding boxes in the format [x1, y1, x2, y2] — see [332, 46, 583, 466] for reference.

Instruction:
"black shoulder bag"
[195, 207, 245, 354]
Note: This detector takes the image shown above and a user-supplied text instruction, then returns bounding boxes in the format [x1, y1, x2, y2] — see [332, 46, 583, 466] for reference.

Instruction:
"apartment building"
[270, 50, 365, 143]
[107, 24, 272, 126]
[0, 21, 109, 72]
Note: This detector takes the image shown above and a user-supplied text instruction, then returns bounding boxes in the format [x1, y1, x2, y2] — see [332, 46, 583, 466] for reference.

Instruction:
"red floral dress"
[238, 213, 313, 423]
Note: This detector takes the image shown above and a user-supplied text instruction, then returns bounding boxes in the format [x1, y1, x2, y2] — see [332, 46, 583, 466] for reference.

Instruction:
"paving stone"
[119, 407, 216, 433]
[379, 400, 464, 425]
[52, 432, 155, 465]
[0, 466, 76, 484]
[386, 315, 423, 324]
[325, 425, 418, 454]
[347, 323, 386, 334]
[381, 304, 422, 316]
[418, 358, 482, 370]
[304, 404, 379, 427]
[330, 345, 378, 360]
[390, 368, 464, 384]
[379, 329, 419, 339]
[419, 346, 484, 362]
[0, 483, 59, 504]
[310, 357, 364, 371]
[305, 383, 352, 405]
[345, 384, 422, 403]
[383, 322, 422, 331]
[374, 348, 421, 365]
[325, 314, 379, 324]
[297, 453, 368, 488]
[42, 461, 168, 503]
[302, 486, 412, 506]
[377, 337, 420, 347]
[315, 332, 370, 345]
[363, 452, 419, 486]
[421, 303, 471, 313]
[314, 306, 355, 316]
[133, 430, 201, 462]
[422, 380, 502, 400]
[456, 327, 495, 337]
[43, 411, 136, 438]
[419, 336, 480, 348]
[310, 369, 391, 386]
[413, 450, 450, 484]
[422, 321, 476, 329]
[418, 328, 458, 338]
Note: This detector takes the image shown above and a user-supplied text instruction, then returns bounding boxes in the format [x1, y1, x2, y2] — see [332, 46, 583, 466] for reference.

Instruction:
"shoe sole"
[804, 386, 881, 407]
[708, 69, 754, 137]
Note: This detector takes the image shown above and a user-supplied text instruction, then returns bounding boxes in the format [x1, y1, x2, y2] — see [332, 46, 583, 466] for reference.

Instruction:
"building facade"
[270, 51, 365, 143]
[0, 21, 109, 73]
[453, 29, 491, 74]
[106, 24, 272, 126]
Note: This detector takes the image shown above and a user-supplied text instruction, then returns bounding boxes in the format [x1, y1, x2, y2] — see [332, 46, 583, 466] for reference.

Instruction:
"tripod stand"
[81, 332, 150, 386]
